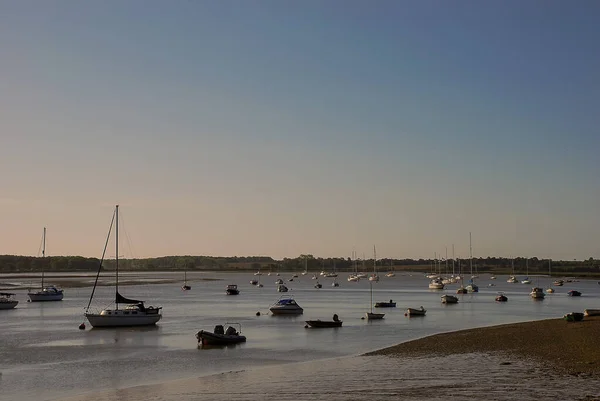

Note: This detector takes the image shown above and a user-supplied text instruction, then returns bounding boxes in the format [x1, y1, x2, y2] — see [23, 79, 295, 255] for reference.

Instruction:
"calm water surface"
[1, 271, 599, 401]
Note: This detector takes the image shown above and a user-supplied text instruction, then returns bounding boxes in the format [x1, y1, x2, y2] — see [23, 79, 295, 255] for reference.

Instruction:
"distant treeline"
[0, 254, 598, 276]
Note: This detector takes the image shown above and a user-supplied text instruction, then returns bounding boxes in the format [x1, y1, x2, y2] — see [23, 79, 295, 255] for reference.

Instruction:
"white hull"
[85, 311, 162, 327]
[28, 292, 63, 302]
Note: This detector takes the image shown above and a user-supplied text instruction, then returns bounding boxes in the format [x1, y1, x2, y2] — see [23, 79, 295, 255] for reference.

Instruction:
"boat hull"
[305, 320, 343, 328]
[0, 301, 18, 309]
[196, 330, 246, 345]
[406, 308, 427, 316]
[28, 292, 63, 302]
[374, 302, 396, 308]
[441, 295, 458, 304]
[365, 312, 385, 320]
[269, 307, 303, 315]
[85, 312, 162, 327]
[584, 309, 600, 317]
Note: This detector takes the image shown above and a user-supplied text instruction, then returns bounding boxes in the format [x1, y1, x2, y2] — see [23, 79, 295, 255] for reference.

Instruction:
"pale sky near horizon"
[1, 1, 599, 261]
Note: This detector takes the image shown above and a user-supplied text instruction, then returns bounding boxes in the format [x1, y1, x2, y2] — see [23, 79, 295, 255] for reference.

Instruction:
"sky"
[1, 0, 599, 261]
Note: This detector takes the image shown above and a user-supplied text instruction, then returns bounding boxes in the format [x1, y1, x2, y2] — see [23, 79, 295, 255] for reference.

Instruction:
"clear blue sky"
[1, 1, 599, 260]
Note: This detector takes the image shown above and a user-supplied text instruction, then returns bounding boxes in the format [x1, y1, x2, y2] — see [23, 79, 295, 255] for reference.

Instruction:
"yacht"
[28, 286, 64, 302]
[269, 297, 303, 315]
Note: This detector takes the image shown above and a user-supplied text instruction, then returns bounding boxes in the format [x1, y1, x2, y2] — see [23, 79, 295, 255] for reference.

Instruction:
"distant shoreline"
[366, 316, 600, 377]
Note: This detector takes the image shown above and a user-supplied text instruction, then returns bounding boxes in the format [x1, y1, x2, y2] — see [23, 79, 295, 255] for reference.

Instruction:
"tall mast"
[452, 244, 455, 275]
[41, 227, 46, 289]
[469, 232, 473, 276]
[115, 205, 119, 309]
[445, 247, 448, 274]
[373, 245, 376, 273]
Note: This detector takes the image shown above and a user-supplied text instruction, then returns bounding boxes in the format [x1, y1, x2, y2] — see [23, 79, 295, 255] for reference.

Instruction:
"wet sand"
[368, 316, 600, 377]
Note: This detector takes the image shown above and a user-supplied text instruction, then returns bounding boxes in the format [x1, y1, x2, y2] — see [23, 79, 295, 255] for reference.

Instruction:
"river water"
[1, 271, 599, 401]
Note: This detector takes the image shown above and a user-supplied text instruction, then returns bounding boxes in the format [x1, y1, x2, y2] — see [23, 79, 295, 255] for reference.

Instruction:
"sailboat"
[521, 258, 531, 284]
[465, 233, 479, 293]
[368, 246, 380, 282]
[181, 270, 191, 291]
[28, 227, 64, 302]
[386, 260, 395, 277]
[456, 258, 467, 294]
[546, 259, 555, 293]
[507, 258, 518, 283]
[84, 205, 162, 328]
[365, 280, 385, 320]
[348, 251, 360, 282]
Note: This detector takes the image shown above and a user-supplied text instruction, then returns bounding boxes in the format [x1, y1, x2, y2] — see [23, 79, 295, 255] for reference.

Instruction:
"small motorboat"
[0, 292, 18, 310]
[277, 284, 289, 292]
[456, 287, 468, 294]
[306, 314, 343, 328]
[374, 299, 396, 308]
[196, 323, 246, 346]
[275, 278, 284, 285]
[441, 294, 458, 304]
[530, 287, 545, 299]
[563, 312, 584, 322]
[331, 280, 340, 287]
[490, 276, 496, 280]
[365, 312, 385, 320]
[406, 306, 426, 317]
[269, 296, 304, 315]
[226, 284, 239, 295]
[314, 282, 322, 289]
[584, 309, 600, 317]
[250, 279, 258, 285]
[495, 293, 508, 302]
[507, 276, 518, 283]
[568, 290, 582, 297]
[554, 280, 564, 286]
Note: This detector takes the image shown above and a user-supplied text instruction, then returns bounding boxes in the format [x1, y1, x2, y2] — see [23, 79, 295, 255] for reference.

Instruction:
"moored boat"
[0, 293, 18, 310]
[374, 299, 396, 308]
[306, 314, 342, 328]
[269, 296, 303, 315]
[530, 287, 545, 300]
[568, 290, 582, 297]
[441, 294, 458, 304]
[83, 205, 162, 328]
[28, 228, 64, 302]
[226, 284, 239, 295]
[584, 309, 600, 317]
[196, 323, 246, 346]
[406, 306, 427, 316]
[495, 293, 508, 302]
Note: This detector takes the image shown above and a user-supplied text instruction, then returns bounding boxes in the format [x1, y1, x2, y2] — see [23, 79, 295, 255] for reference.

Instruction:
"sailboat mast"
[469, 232, 473, 276]
[41, 227, 46, 289]
[115, 205, 119, 310]
[452, 244, 455, 275]
[373, 245, 377, 273]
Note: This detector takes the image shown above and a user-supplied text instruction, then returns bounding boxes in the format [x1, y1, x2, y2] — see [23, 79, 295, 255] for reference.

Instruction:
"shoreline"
[366, 316, 600, 377]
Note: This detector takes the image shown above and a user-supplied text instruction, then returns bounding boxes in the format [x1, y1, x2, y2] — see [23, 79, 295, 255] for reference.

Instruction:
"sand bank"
[367, 315, 600, 377]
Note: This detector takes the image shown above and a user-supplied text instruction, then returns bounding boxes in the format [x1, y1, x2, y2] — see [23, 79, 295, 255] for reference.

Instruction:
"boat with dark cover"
[196, 323, 246, 346]
[306, 314, 343, 328]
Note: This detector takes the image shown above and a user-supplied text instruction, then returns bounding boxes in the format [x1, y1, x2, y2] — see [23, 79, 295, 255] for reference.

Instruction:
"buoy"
[78, 323, 86, 330]
[404, 313, 408, 316]
[361, 316, 365, 320]
[304, 325, 309, 328]
[256, 311, 261, 316]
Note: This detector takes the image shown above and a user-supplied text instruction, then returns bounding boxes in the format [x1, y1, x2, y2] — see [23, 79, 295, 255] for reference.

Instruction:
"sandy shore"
[367, 315, 600, 377]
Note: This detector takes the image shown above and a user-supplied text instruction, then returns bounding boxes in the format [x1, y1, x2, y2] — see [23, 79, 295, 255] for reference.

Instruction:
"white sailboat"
[368, 246, 379, 282]
[521, 258, 531, 284]
[84, 205, 162, 328]
[28, 227, 64, 302]
[546, 259, 555, 293]
[465, 233, 478, 293]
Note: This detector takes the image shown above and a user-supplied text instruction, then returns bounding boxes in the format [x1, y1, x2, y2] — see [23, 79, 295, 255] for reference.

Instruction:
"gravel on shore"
[367, 316, 600, 377]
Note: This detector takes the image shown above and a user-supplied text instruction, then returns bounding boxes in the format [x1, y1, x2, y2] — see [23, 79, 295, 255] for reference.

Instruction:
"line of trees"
[0, 254, 598, 275]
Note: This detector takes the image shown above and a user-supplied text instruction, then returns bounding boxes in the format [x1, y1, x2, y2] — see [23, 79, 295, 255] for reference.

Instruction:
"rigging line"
[84, 208, 116, 313]
[118, 209, 138, 260]
[37, 229, 44, 257]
